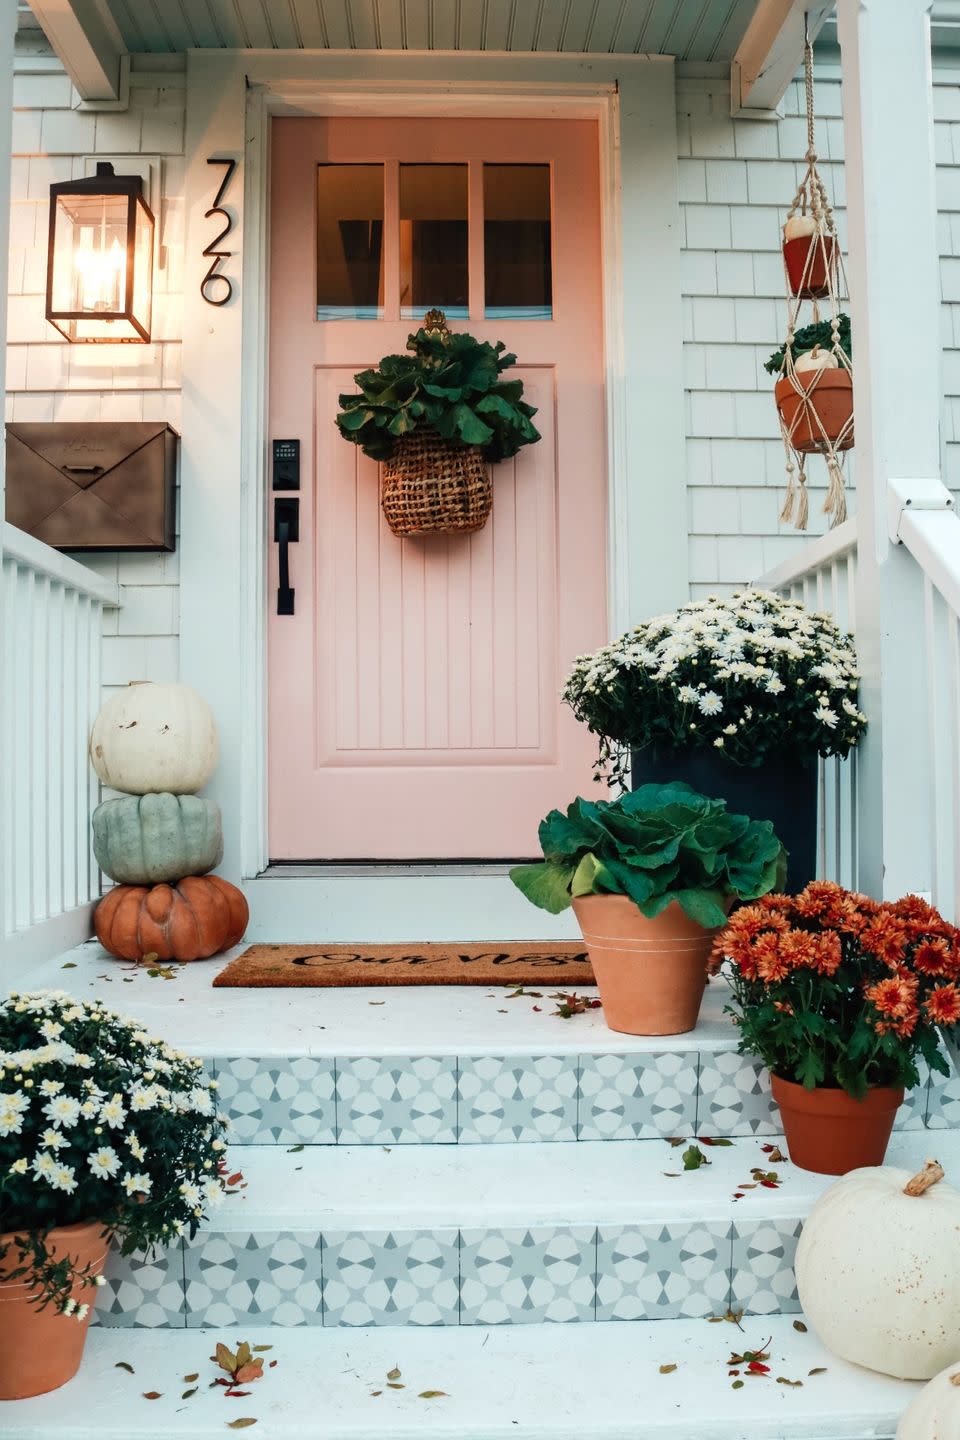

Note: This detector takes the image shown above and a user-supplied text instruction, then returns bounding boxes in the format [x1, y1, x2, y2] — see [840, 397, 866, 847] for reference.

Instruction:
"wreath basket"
[381, 432, 491, 538]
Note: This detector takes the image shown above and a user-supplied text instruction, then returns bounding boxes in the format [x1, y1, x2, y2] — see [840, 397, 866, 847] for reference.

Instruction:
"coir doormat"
[213, 942, 594, 988]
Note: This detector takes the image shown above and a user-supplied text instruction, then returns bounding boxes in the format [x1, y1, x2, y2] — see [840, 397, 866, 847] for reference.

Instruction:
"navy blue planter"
[630, 748, 818, 895]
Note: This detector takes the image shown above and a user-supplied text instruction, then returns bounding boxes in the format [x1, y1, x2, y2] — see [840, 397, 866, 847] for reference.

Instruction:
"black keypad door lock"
[272, 438, 300, 490]
[274, 496, 299, 615]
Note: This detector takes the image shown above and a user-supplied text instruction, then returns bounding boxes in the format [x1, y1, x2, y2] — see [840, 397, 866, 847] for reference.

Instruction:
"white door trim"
[180, 53, 686, 928]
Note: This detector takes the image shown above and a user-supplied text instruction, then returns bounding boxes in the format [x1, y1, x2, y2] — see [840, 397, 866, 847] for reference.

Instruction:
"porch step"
[29, 944, 956, 1141]
[4, 1316, 922, 1440]
[96, 1129, 960, 1329]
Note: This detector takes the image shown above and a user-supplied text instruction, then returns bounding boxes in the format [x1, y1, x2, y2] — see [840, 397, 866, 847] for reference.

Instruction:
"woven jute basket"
[381, 431, 492, 538]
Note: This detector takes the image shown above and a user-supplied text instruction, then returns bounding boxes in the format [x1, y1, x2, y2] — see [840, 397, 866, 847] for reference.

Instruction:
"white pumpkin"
[897, 1361, 960, 1440]
[89, 682, 219, 795]
[784, 213, 818, 240]
[795, 344, 839, 374]
[796, 1161, 960, 1380]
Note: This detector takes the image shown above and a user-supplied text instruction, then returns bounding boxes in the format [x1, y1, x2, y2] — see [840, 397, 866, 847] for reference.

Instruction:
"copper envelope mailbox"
[5, 421, 178, 551]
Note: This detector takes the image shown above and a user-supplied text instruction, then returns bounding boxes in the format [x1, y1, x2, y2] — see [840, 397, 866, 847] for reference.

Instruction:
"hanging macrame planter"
[336, 310, 541, 540]
[770, 38, 853, 531]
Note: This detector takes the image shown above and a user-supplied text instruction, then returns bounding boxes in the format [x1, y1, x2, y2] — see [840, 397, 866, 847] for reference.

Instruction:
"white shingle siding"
[6, 40, 184, 697]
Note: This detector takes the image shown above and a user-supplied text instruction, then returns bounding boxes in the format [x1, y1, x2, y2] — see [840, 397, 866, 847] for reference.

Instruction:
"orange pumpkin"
[95, 875, 249, 962]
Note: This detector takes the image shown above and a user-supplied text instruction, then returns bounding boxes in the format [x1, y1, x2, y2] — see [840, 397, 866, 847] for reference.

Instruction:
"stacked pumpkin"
[90, 682, 248, 963]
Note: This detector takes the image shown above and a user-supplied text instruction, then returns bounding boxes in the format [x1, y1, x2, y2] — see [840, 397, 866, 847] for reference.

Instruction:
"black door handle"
[274, 497, 299, 615]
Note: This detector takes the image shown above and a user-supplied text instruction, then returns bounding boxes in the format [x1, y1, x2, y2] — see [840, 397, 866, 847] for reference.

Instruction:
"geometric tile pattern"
[694, 1053, 781, 1136]
[321, 1230, 460, 1326]
[335, 1056, 458, 1144]
[579, 1052, 698, 1140]
[214, 1056, 336, 1145]
[183, 1231, 324, 1327]
[93, 1244, 187, 1329]
[205, 1050, 945, 1143]
[459, 1227, 597, 1323]
[457, 1055, 579, 1143]
[730, 1219, 803, 1315]
[595, 1222, 732, 1320]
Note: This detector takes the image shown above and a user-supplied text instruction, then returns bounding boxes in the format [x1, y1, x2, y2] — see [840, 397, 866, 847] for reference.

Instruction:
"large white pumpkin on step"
[90, 682, 219, 795]
[897, 1361, 960, 1440]
[796, 1161, 960, 1380]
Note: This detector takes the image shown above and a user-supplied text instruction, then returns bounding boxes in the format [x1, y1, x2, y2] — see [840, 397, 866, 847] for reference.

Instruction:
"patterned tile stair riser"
[209, 1049, 936, 1146]
[96, 1221, 802, 1329]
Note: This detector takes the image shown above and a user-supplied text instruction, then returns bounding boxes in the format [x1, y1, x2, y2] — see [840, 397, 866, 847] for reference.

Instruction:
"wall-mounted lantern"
[46, 161, 155, 343]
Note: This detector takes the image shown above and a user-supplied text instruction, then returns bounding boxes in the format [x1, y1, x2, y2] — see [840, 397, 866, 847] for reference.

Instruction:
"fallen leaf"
[61, 962, 77, 969]
[183, 1373, 200, 1382]
[665, 1137, 686, 1148]
[368, 1001, 386, 1006]
[142, 1391, 162, 1400]
[226, 1173, 244, 1186]
[747, 1361, 770, 1375]
[251, 1346, 273, 1353]
[226, 1422, 258, 1431]
[371, 1390, 383, 1397]
[115, 1362, 135, 1374]
[497, 1009, 508, 1013]
[268, 1362, 277, 1370]
[682, 1145, 710, 1171]
[731, 1379, 744, 1390]
[182, 1388, 198, 1400]
[698, 1136, 734, 1147]
[662, 1171, 681, 1178]
[387, 1383, 405, 1390]
[226, 1390, 252, 1398]
[793, 1321, 807, 1333]
[951, 1373, 960, 1388]
[387, 1367, 401, 1380]
[776, 1377, 803, 1387]
[419, 1391, 448, 1398]
[287, 1145, 304, 1154]
[658, 1364, 677, 1374]
[808, 1368, 827, 1377]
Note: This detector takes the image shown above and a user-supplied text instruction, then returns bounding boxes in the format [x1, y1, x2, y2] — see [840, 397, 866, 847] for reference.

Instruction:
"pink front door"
[268, 117, 607, 860]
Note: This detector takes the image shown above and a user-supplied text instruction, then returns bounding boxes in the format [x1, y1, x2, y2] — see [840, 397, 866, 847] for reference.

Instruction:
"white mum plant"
[0, 991, 227, 1316]
[564, 590, 867, 785]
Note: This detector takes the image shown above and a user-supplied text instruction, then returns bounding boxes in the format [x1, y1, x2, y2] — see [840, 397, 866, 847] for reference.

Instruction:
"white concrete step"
[97, 1130, 960, 1330]
[5, 1316, 922, 1440]
[29, 944, 959, 1143]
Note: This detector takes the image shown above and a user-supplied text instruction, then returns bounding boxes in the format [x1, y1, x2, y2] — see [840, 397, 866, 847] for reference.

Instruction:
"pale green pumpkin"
[92, 793, 224, 885]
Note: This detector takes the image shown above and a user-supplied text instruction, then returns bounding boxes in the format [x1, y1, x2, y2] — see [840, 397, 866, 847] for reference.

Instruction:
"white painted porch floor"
[4, 1317, 921, 1440]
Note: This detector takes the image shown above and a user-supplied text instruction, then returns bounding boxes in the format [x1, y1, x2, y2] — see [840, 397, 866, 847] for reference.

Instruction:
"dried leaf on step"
[808, 1368, 827, 1377]
[114, 1362, 135, 1374]
[662, 1172, 681, 1178]
[951, 1372, 960, 1387]
[698, 1136, 733, 1147]
[142, 1391, 162, 1400]
[387, 1367, 401, 1380]
[183, 1373, 200, 1382]
[182, 1388, 198, 1400]
[216, 1344, 238, 1374]
[287, 1145, 304, 1153]
[777, 1377, 803, 1387]
[419, 1391, 449, 1398]
[61, 962, 77, 969]
[792, 1321, 807, 1333]
[731, 1380, 744, 1390]
[658, 1364, 677, 1374]
[226, 1421, 258, 1430]
[665, 1137, 686, 1148]
[368, 1001, 385, 1006]
[251, 1346, 273, 1353]
[370, 1390, 383, 1397]
[387, 1382, 405, 1390]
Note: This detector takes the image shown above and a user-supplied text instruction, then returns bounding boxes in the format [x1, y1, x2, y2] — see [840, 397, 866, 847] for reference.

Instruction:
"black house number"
[201, 158, 237, 307]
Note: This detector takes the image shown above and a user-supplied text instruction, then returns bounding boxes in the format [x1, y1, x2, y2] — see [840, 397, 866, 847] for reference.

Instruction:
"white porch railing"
[0, 523, 119, 970]
[756, 518, 859, 892]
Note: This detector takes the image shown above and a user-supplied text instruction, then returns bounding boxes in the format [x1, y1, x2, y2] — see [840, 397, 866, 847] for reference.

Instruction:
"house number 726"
[201, 157, 237, 307]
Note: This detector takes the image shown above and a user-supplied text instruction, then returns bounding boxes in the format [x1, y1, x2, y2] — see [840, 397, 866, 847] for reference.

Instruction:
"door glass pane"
[484, 164, 552, 320]
[399, 163, 468, 321]
[317, 164, 384, 320]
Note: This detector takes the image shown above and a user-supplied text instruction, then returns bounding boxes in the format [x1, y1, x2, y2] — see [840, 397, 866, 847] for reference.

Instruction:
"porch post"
[835, 0, 941, 899]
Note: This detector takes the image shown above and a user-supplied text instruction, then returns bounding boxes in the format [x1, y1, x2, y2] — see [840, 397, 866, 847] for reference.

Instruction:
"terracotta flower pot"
[783, 234, 836, 299]
[0, 1220, 108, 1399]
[775, 368, 854, 454]
[571, 893, 722, 1036]
[771, 1074, 903, 1176]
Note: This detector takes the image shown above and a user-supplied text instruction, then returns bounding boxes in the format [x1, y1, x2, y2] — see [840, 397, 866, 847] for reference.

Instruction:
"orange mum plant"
[712, 882, 960, 1097]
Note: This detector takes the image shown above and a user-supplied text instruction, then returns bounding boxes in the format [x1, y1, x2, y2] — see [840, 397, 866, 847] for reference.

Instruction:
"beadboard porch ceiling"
[28, 0, 762, 59]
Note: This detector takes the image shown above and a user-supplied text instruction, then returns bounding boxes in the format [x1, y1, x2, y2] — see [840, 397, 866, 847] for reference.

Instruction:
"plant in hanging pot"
[713, 884, 960, 1175]
[766, 312, 853, 455]
[0, 990, 227, 1398]
[510, 782, 786, 1036]
[335, 310, 541, 538]
[563, 590, 867, 892]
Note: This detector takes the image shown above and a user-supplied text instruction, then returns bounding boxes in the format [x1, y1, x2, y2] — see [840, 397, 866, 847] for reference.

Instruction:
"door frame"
[180, 52, 687, 902]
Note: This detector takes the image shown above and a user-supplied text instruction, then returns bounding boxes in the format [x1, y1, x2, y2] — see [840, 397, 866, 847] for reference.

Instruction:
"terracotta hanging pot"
[782, 230, 837, 299]
[775, 367, 854, 454]
[571, 894, 723, 1036]
[771, 1074, 903, 1175]
[0, 1221, 108, 1399]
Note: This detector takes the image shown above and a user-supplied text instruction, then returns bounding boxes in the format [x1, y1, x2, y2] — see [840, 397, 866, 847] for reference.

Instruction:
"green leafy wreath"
[335, 312, 541, 464]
